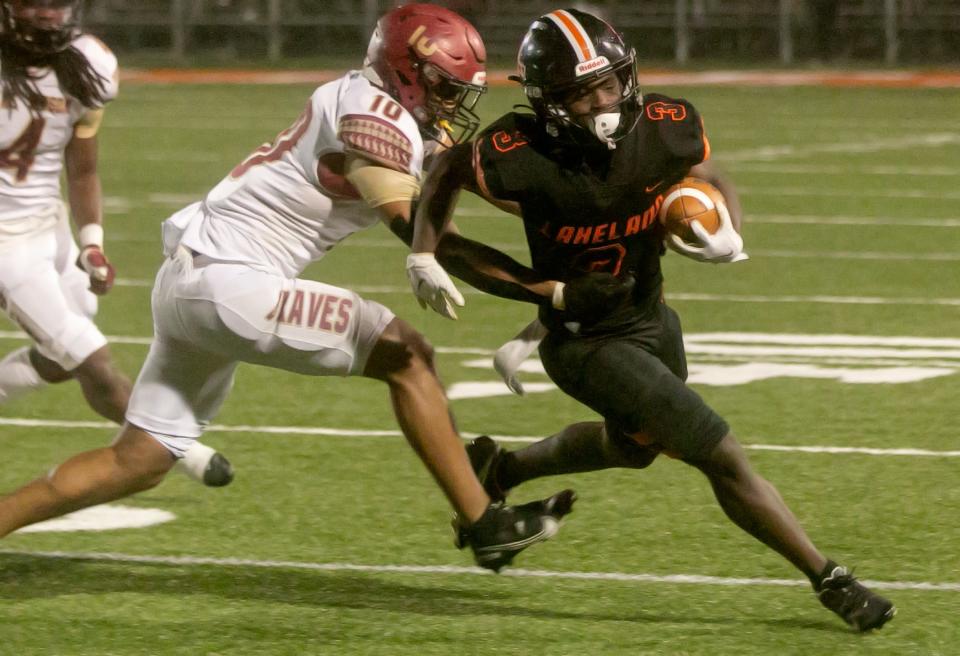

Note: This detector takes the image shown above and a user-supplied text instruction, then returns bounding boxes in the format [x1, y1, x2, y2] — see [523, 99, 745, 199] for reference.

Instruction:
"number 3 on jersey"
[231, 104, 313, 178]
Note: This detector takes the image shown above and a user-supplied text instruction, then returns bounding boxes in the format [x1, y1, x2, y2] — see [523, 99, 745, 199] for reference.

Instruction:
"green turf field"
[2, 80, 959, 655]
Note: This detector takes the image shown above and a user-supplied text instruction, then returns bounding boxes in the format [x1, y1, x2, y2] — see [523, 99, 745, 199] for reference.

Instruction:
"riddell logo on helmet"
[408, 25, 438, 57]
[575, 56, 609, 76]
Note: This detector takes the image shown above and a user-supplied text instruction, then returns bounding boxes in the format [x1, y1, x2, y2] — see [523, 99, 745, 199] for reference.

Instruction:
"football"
[658, 177, 726, 243]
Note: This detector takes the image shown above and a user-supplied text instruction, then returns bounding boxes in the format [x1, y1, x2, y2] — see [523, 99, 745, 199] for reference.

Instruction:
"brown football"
[658, 177, 725, 243]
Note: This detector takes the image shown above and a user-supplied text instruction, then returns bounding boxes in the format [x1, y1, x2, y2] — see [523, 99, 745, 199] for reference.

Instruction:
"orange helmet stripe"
[546, 10, 596, 63]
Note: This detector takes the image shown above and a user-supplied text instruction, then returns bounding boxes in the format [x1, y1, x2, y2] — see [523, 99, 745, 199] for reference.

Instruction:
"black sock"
[496, 422, 605, 490]
[811, 559, 840, 591]
[497, 421, 655, 491]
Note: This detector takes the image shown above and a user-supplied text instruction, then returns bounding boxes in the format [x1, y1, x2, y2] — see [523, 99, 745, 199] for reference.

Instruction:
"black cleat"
[817, 565, 896, 631]
[466, 435, 509, 503]
[455, 488, 576, 572]
[202, 452, 235, 487]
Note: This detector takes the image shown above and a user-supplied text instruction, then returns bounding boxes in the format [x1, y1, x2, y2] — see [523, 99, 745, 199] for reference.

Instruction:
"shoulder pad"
[336, 75, 424, 176]
[474, 113, 538, 201]
[70, 34, 119, 104]
[476, 113, 535, 149]
[641, 93, 709, 166]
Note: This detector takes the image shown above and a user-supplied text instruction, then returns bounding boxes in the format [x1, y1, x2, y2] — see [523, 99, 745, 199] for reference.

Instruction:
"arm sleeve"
[344, 155, 420, 208]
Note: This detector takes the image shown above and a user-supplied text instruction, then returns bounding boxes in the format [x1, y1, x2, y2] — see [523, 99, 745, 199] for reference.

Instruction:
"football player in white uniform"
[0, 0, 233, 486]
[0, 4, 574, 572]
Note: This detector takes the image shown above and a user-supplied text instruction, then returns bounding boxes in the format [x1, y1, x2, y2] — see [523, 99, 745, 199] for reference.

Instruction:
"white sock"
[175, 441, 218, 483]
[0, 346, 47, 404]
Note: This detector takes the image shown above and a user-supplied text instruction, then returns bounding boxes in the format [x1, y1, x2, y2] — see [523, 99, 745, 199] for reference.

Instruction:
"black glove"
[557, 272, 635, 322]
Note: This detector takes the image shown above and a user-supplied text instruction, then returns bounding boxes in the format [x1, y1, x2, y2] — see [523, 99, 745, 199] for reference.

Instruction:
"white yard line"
[5, 329, 960, 350]
[731, 163, 960, 177]
[736, 186, 960, 201]
[9, 284, 960, 304]
[721, 133, 960, 162]
[667, 293, 960, 307]
[746, 214, 960, 228]
[0, 548, 956, 592]
[1, 417, 959, 457]
[281, 238, 960, 262]
[687, 333, 960, 347]
[105, 197, 960, 229]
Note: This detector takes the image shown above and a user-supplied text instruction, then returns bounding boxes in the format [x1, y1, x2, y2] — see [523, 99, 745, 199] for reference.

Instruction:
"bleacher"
[82, 0, 959, 64]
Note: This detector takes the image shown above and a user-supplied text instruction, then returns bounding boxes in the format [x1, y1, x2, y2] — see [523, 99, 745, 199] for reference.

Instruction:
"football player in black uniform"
[410, 8, 895, 632]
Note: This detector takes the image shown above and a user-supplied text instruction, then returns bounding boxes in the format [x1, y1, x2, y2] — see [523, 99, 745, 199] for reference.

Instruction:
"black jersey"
[474, 93, 709, 330]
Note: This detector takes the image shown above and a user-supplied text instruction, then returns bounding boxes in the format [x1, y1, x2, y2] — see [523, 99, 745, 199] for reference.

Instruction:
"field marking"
[731, 163, 960, 177]
[722, 133, 960, 162]
[736, 185, 960, 201]
[6, 281, 960, 306]
[291, 236, 960, 262]
[667, 293, 960, 307]
[746, 214, 960, 228]
[689, 333, 960, 347]
[6, 329, 960, 351]
[119, 190, 960, 216]
[2, 417, 959, 458]
[105, 195, 960, 229]
[15, 505, 174, 534]
[0, 548, 956, 593]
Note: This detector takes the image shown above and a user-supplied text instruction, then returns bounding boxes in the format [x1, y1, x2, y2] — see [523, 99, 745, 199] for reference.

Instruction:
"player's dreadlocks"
[1, 38, 107, 112]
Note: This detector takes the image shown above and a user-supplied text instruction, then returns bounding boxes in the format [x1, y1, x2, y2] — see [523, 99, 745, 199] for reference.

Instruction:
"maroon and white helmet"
[364, 3, 487, 143]
[1, 0, 82, 54]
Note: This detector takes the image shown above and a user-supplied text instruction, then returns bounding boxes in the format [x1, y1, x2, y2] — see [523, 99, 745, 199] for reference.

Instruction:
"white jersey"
[177, 71, 427, 279]
[0, 35, 118, 242]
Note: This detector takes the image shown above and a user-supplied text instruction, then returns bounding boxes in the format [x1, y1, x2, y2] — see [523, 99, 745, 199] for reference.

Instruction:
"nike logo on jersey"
[644, 181, 663, 193]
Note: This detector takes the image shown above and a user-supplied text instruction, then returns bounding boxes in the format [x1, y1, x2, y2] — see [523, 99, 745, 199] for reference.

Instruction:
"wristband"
[551, 282, 566, 310]
[78, 223, 104, 249]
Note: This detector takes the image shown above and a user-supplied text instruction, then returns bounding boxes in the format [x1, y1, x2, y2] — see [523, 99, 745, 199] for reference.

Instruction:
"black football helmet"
[512, 8, 641, 147]
[1, 0, 82, 54]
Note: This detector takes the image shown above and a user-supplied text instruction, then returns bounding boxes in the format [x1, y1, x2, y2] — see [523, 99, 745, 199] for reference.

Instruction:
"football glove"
[77, 245, 116, 295]
[494, 318, 548, 395]
[665, 200, 749, 263]
[554, 272, 635, 322]
[454, 489, 577, 572]
[406, 252, 465, 320]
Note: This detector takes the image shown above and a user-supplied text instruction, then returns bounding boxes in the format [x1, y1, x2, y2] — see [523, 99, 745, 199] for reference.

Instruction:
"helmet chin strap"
[589, 112, 621, 149]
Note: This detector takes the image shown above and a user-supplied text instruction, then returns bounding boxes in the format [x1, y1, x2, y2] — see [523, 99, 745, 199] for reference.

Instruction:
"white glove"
[665, 201, 749, 263]
[494, 318, 549, 395]
[406, 252, 465, 320]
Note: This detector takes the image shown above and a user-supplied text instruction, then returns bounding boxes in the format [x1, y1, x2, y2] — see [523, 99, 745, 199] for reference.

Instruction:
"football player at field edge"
[0, 0, 232, 486]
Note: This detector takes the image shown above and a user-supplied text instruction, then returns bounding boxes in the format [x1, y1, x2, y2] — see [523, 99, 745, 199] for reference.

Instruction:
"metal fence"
[85, 1, 960, 64]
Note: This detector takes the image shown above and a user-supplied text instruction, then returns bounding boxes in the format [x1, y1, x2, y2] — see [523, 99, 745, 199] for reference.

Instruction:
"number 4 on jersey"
[0, 117, 45, 182]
